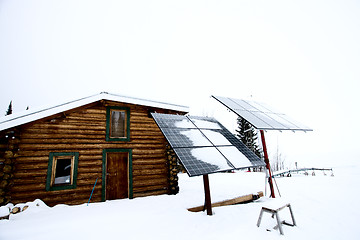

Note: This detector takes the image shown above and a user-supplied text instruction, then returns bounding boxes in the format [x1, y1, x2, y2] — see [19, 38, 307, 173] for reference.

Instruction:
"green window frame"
[46, 152, 79, 191]
[106, 106, 130, 141]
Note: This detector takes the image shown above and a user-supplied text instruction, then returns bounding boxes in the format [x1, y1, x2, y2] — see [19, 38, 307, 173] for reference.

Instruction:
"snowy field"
[1, 164, 359, 240]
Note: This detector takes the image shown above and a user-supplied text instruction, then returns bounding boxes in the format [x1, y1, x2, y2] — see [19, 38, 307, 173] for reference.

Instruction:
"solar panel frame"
[151, 112, 265, 177]
[212, 95, 313, 131]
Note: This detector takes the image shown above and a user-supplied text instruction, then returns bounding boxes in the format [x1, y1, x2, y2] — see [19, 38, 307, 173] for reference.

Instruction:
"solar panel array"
[152, 113, 265, 177]
[212, 95, 313, 131]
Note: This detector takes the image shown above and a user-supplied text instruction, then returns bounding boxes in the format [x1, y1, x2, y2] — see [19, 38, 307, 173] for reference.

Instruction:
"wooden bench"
[256, 202, 296, 235]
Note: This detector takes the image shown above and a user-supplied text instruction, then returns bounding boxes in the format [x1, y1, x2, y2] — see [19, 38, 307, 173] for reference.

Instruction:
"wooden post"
[203, 174, 213, 215]
[260, 130, 276, 198]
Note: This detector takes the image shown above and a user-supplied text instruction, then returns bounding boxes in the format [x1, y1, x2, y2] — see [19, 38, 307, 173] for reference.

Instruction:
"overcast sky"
[1, 0, 359, 168]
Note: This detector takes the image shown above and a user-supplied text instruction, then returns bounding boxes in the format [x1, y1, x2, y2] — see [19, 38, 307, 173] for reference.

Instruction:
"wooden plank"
[187, 191, 264, 212]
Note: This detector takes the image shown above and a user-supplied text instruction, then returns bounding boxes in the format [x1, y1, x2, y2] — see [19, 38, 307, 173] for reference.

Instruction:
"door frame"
[102, 148, 133, 201]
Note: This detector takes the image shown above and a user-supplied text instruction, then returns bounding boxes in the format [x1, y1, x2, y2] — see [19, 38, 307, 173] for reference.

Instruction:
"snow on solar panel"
[212, 95, 313, 131]
[151, 113, 265, 177]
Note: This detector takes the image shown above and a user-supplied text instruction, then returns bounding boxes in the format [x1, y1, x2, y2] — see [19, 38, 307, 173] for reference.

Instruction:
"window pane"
[111, 110, 126, 138]
[54, 158, 72, 185]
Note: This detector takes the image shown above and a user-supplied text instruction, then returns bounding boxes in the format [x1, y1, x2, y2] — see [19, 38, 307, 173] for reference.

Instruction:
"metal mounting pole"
[260, 130, 276, 198]
[203, 174, 213, 215]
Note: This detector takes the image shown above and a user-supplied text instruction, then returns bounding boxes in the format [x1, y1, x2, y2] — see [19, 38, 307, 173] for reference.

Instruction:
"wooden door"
[106, 152, 129, 200]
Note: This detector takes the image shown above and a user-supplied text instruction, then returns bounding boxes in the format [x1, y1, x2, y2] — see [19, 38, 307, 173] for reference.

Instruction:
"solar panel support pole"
[203, 174, 213, 215]
[260, 130, 276, 198]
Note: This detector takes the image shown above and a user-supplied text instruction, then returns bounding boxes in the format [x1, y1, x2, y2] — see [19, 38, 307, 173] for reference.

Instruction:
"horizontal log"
[12, 189, 102, 206]
[11, 183, 46, 192]
[129, 112, 148, 117]
[132, 158, 166, 165]
[15, 162, 48, 170]
[19, 136, 165, 145]
[72, 108, 105, 114]
[14, 170, 47, 178]
[76, 178, 102, 186]
[79, 155, 103, 160]
[29, 123, 105, 130]
[63, 113, 105, 119]
[130, 118, 155, 124]
[132, 174, 167, 181]
[18, 149, 103, 157]
[77, 166, 102, 174]
[21, 138, 165, 145]
[11, 183, 102, 195]
[132, 153, 166, 159]
[21, 128, 105, 135]
[133, 184, 167, 193]
[132, 178, 167, 187]
[19, 143, 166, 150]
[133, 189, 167, 198]
[130, 123, 159, 128]
[130, 127, 161, 132]
[65, 114, 106, 121]
[132, 149, 165, 155]
[20, 139, 106, 144]
[77, 172, 102, 180]
[133, 168, 167, 176]
[47, 119, 105, 127]
[133, 161, 166, 170]
[12, 176, 45, 184]
[77, 160, 103, 167]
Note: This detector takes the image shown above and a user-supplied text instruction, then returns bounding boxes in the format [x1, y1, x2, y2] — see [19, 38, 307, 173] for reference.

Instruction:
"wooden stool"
[257, 203, 296, 235]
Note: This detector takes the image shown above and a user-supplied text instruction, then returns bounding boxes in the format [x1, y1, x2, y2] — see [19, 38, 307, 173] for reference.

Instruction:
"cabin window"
[106, 106, 130, 141]
[46, 152, 79, 191]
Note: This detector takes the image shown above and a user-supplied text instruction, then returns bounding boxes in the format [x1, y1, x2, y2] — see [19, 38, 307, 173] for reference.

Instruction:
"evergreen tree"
[6, 101, 12, 116]
[235, 116, 261, 158]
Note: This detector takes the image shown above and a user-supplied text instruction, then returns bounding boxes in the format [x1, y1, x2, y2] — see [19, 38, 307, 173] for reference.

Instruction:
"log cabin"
[0, 92, 188, 206]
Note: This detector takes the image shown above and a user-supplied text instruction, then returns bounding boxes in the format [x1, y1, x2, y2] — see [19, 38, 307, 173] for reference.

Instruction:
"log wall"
[0, 100, 185, 206]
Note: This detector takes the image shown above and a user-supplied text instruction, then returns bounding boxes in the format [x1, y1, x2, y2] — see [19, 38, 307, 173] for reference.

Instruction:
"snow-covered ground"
[1, 164, 359, 240]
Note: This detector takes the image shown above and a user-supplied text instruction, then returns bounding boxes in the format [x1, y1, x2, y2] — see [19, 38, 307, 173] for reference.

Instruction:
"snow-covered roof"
[0, 92, 189, 132]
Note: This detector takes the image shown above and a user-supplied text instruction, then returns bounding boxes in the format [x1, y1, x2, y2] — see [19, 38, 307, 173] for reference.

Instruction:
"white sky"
[1, 0, 359, 167]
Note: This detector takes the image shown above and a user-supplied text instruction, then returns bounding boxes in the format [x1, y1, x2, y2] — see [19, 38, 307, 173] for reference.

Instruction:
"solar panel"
[173, 147, 234, 176]
[161, 128, 213, 148]
[151, 114, 196, 129]
[188, 116, 223, 129]
[212, 95, 313, 131]
[152, 113, 265, 177]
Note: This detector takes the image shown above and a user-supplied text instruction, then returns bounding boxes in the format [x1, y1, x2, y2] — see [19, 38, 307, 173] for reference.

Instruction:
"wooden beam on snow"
[188, 191, 263, 213]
